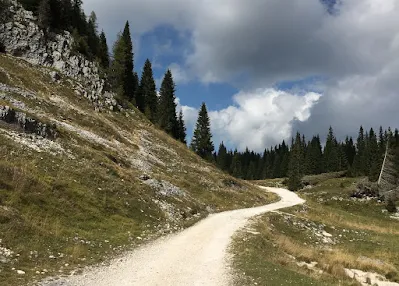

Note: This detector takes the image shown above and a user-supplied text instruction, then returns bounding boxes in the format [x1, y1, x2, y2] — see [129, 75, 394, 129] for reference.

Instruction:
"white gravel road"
[41, 187, 304, 286]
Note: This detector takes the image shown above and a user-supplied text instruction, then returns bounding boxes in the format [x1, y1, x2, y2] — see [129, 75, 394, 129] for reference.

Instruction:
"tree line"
[214, 126, 399, 189]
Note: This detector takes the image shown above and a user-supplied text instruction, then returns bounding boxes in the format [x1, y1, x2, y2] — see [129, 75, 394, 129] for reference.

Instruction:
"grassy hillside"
[0, 54, 276, 285]
[232, 174, 399, 285]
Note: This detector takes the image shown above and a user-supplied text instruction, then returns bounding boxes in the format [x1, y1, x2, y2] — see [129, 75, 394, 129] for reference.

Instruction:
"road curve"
[41, 187, 304, 286]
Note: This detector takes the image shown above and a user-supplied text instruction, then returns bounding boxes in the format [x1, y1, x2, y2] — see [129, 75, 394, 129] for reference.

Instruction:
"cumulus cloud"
[178, 89, 321, 152]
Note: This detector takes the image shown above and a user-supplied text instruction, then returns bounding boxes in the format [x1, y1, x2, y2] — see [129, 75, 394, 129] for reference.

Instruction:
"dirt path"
[41, 187, 304, 286]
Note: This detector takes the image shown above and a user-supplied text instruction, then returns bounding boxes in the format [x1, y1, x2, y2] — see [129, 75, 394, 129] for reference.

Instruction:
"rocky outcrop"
[0, 1, 116, 110]
[0, 105, 57, 139]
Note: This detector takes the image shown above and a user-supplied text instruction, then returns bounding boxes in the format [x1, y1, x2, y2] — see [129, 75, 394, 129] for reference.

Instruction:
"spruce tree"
[368, 128, 380, 181]
[122, 21, 135, 102]
[324, 126, 340, 172]
[71, 0, 85, 34]
[177, 110, 187, 144]
[287, 132, 303, 191]
[190, 102, 214, 160]
[344, 136, 356, 167]
[139, 59, 157, 121]
[217, 142, 228, 171]
[109, 34, 128, 98]
[379, 126, 386, 155]
[353, 126, 367, 175]
[87, 11, 99, 59]
[306, 135, 323, 174]
[98, 31, 109, 69]
[158, 70, 178, 138]
[133, 72, 139, 105]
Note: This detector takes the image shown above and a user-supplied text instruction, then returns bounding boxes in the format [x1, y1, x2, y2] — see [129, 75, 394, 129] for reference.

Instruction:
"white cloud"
[209, 89, 321, 151]
[178, 89, 321, 152]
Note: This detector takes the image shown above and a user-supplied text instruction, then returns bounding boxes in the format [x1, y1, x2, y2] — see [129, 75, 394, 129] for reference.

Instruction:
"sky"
[83, 0, 399, 152]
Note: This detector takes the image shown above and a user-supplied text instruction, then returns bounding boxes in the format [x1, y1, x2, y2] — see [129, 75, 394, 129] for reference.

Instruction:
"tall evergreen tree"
[379, 126, 386, 156]
[368, 128, 380, 181]
[190, 102, 214, 160]
[324, 127, 340, 172]
[344, 136, 356, 167]
[158, 70, 178, 138]
[109, 33, 128, 98]
[121, 21, 135, 102]
[86, 11, 99, 59]
[177, 110, 187, 144]
[353, 126, 367, 175]
[287, 132, 303, 191]
[306, 135, 323, 174]
[98, 31, 109, 69]
[139, 59, 157, 121]
[71, 0, 86, 34]
[217, 142, 228, 171]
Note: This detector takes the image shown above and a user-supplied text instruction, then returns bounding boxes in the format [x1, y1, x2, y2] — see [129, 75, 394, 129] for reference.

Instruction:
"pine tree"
[324, 127, 340, 172]
[344, 136, 356, 167]
[98, 31, 109, 69]
[109, 33, 128, 98]
[177, 110, 187, 144]
[71, 0, 86, 34]
[87, 11, 99, 59]
[190, 102, 214, 160]
[217, 142, 228, 171]
[353, 126, 367, 175]
[287, 132, 303, 191]
[368, 128, 380, 181]
[122, 21, 135, 102]
[306, 135, 323, 174]
[379, 126, 386, 155]
[139, 59, 157, 121]
[158, 70, 178, 138]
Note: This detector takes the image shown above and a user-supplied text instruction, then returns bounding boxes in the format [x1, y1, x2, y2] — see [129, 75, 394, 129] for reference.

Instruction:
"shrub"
[386, 199, 397, 213]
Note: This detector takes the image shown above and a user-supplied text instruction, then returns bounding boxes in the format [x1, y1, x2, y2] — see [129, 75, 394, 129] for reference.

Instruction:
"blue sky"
[84, 0, 399, 152]
[134, 25, 240, 111]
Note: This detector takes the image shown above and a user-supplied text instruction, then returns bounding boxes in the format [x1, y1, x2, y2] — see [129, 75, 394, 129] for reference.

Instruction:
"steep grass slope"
[0, 54, 276, 285]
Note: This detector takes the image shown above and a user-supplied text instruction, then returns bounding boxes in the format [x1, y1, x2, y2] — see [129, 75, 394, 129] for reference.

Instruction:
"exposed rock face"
[0, 105, 57, 139]
[0, 1, 116, 110]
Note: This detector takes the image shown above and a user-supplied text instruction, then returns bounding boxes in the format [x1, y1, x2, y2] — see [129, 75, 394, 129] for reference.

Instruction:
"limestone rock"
[0, 1, 117, 110]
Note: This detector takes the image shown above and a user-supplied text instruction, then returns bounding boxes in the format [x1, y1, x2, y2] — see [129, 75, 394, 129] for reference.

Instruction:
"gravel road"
[40, 187, 304, 286]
